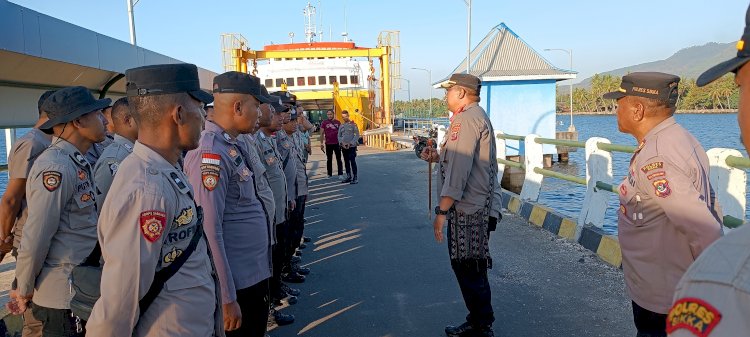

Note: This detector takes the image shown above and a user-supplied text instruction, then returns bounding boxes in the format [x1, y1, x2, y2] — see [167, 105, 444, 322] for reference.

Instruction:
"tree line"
[558, 73, 739, 113]
[393, 98, 448, 118]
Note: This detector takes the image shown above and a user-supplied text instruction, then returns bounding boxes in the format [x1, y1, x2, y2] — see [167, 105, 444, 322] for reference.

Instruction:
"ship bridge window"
[307, 76, 316, 85]
[297, 77, 305, 86]
[275, 78, 283, 87]
[350, 75, 359, 85]
[265, 79, 273, 88]
[286, 78, 295, 87]
[318, 76, 327, 85]
[329, 76, 337, 84]
[339, 75, 348, 85]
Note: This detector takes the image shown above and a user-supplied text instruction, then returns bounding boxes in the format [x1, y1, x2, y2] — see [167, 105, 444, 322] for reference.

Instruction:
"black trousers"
[342, 147, 358, 178]
[325, 144, 343, 176]
[288, 195, 307, 255]
[270, 241, 284, 297]
[31, 304, 84, 337]
[632, 301, 667, 337]
[226, 279, 270, 337]
[451, 262, 494, 328]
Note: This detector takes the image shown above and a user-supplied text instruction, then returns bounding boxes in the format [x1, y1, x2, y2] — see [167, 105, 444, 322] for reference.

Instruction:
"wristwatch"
[434, 206, 449, 215]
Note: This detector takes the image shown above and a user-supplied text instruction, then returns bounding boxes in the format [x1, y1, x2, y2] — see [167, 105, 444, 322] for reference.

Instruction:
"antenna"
[342, 1, 348, 41]
[289, 32, 295, 43]
[303, 2, 317, 43]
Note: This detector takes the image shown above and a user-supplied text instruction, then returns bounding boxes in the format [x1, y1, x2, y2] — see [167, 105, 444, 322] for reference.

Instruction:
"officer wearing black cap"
[666, 5, 750, 336]
[9, 86, 108, 336]
[184, 71, 274, 337]
[601, 72, 723, 337]
[86, 63, 223, 337]
[421, 73, 502, 337]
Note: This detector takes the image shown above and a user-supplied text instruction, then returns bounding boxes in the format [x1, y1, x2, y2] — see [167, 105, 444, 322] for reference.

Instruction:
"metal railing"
[496, 132, 747, 236]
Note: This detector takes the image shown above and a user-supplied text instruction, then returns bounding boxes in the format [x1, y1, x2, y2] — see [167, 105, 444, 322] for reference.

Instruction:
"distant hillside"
[575, 42, 736, 89]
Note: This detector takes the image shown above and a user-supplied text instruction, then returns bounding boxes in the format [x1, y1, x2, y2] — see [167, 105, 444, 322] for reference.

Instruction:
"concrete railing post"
[436, 125, 447, 151]
[5, 128, 17, 161]
[495, 131, 506, 180]
[520, 134, 543, 201]
[578, 137, 614, 238]
[707, 148, 747, 230]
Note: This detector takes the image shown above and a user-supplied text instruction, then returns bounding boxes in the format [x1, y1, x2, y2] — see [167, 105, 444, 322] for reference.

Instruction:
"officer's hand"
[8, 289, 31, 315]
[222, 301, 242, 331]
[421, 147, 438, 163]
[433, 214, 446, 243]
[289, 200, 296, 211]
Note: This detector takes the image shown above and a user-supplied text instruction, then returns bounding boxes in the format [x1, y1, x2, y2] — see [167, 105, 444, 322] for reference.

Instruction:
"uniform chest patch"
[173, 207, 194, 227]
[641, 161, 663, 173]
[42, 171, 62, 192]
[652, 179, 671, 198]
[109, 163, 119, 176]
[163, 246, 183, 264]
[140, 210, 166, 243]
[77, 170, 87, 181]
[450, 124, 461, 141]
[80, 192, 93, 203]
[228, 147, 238, 157]
[619, 204, 626, 215]
[201, 164, 220, 191]
[666, 298, 722, 337]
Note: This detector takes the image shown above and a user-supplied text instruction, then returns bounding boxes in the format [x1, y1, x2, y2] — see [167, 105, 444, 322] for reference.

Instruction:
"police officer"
[10, 86, 108, 336]
[85, 64, 222, 337]
[284, 111, 311, 276]
[421, 73, 502, 337]
[84, 109, 115, 165]
[184, 71, 273, 337]
[93, 97, 137, 212]
[665, 7, 750, 336]
[337, 110, 360, 184]
[0, 90, 54, 337]
[601, 72, 724, 337]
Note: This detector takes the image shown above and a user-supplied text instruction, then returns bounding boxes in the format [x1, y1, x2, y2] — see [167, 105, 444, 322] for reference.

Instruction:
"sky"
[8, 0, 749, 100]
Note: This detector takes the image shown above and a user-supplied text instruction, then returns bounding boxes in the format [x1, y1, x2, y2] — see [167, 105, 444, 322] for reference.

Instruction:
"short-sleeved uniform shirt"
[256, 131, 288, 226]
[184, 121, 270, 304]
[86, 141, 221, 337]
[15, 138, 97, 309]
[93, 134, 134, 213]
[241, 133, 276, 244]
[337, 121, 360, 148]
[276, 131, 299, 201]
[85, 134, 114, 166]
[292, 131, 309, 196]
[7, 128, 51, 248]
[618, 117, 723, 314]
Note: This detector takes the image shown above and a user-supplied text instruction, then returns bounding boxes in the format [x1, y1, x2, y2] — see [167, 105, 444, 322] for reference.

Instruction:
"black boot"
[445, 322, 473, 336]
[350, 176, 358, 184]
[474, 326, 494, 337]
[341, 174, 352, 183]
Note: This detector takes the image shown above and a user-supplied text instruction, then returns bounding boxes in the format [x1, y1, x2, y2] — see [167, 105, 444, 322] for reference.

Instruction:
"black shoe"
[350, 177, 358, 184]
[299, 243, 307, 249]
[271, 287, 287, 301]
[475, 326, 494, 337]
[293, 264, 310, 275]
[281, 283, 301, 296]
[283, 272, 306, 283]
[295, 250, 302, 257]
[341, 176, 352, 183]
[285, 295, 298, 305]
[291, 255, 301, 263]
[445, 322, 473, 337]
[303, 236, 312, 242]
[272, 309, 295, 325]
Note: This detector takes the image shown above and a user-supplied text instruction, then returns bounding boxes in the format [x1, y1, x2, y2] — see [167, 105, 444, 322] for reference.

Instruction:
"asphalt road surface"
[268, 147, 636, 337]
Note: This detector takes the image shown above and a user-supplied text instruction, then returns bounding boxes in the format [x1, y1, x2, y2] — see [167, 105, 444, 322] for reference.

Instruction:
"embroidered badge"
[42, 171, 62, 191]
[450, 123, 461, 141]
[641, 161, 664, 173]
[173, 207, 194, 227]
[619, 204, 626, 215]
[223, 132, 232, 141]
[80, 192, 93, 203]
[666, 298, 722, 337]
[647, 171, 666, 180]
[202, 153, 221, 166]
[636, 140, 646, 151]
[265, 156, 276, 166]
[78, 170, 87, 181]
[169, 172, 187, 190]
[628, 169, 635, 186]
[163, 246, 183, 264]
[109, 163, 119, 176]
[228, 147, 238, 157]
[652, 179, 671, 198]
[140, 210, 166, 243]
[201, 164, 220, 191]
[619, 183, 628, 196]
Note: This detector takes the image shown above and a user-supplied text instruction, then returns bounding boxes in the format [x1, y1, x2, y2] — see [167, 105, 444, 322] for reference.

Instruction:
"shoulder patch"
[652, 179, 671, 198]
[42, 171, 62, 191]
[666, 298, 722, 337]
[201, 164, 220, 191]
[140, 210, 166, 243]
[641, 161, 663, 173]
[450, 123, 461, 141]
[647, 171, 665, 180]
[202, 153, 221, 165]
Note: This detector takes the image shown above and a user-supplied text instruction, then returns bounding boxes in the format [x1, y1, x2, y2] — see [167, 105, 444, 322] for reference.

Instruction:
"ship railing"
[493, 132, 747, 239]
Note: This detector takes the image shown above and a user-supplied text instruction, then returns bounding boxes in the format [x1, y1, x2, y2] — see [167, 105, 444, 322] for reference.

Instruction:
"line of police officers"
[1, 64, 315, 337]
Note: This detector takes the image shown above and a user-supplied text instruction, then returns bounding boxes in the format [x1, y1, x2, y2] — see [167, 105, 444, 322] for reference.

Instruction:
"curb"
[501, 189, 623, 268]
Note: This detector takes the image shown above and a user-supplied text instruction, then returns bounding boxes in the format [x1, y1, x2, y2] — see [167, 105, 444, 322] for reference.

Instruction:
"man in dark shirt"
[319, 110, 343, 179]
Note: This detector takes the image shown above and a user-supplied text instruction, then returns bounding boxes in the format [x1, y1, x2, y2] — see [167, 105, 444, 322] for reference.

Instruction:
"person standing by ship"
[92, 97, 138, 212]
[0, 90, 55, 337]
[601, 72, 724, 337]
[337, 110, 360, 184]
[319, 110, 344, 179]
[10, 86, 108, 336]
[665, 6, 750, 336]
[420, 73, 502, 337]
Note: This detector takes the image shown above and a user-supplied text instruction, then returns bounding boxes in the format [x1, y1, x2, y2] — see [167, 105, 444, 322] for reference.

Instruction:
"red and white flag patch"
[202, 153, 221, 165]
[140, 210, 166, 243]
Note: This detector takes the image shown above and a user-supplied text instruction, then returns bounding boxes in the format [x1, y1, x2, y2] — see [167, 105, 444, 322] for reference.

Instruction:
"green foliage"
[393, 98, 448, 118]
[557, 73, 738, 113]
